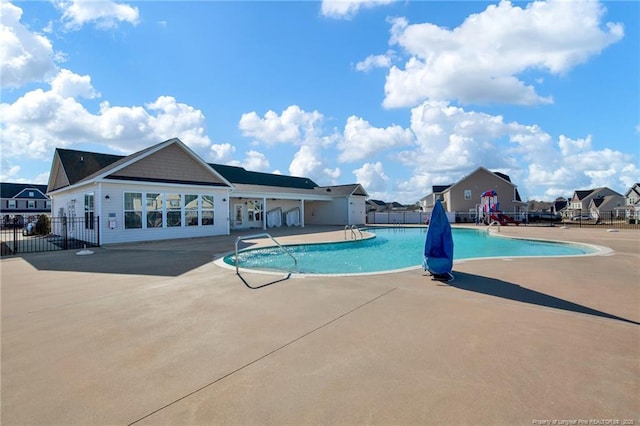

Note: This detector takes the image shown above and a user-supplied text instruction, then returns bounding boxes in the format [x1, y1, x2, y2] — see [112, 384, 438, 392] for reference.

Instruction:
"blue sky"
[1, 0, 638, 204]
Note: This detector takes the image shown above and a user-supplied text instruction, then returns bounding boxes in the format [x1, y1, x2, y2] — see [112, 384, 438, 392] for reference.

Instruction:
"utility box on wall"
[108, 213, 117, 229]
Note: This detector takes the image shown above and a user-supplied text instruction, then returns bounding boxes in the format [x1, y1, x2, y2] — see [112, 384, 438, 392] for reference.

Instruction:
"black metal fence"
[366, 210, 640, 230]
[1, 216, 100, 256]
[559, 211, 640, 230]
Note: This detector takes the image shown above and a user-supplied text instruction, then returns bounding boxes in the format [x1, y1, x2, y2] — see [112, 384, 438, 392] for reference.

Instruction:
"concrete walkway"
[1, 225, 638, 425]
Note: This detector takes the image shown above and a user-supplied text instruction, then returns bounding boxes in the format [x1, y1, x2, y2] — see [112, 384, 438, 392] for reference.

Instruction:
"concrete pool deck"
[1, 225, 638, 425]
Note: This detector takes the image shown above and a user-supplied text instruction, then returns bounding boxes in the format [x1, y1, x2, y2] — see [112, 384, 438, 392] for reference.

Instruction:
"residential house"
[1, 183, 51, 228]
[419, 185, 451, 211]
[626, 183, 640, 206]
[420, 167, 526, 220]
[621, 183, 640, 219]
[389, 201, 405, 211]
[552, 198, 569, 217]
[588, 193, 625, 220]
[567, 187, 623, 217]
[366, 199, 387, 213]
[47, 138, 368, 245]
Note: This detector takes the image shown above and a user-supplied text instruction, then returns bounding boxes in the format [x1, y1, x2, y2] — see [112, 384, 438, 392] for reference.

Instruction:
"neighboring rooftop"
[1, 183, 49, 199]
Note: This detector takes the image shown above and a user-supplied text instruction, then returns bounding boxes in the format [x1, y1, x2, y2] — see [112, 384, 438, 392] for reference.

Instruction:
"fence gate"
[0, 216, 100, 256]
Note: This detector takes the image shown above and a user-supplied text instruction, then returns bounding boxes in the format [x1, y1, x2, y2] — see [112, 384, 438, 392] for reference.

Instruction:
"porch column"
[263, 196, 267, 230]
[300, 199, 305, 227]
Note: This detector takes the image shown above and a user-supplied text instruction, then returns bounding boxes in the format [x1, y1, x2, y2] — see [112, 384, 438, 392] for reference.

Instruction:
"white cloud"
[238, 105, 324, 145]
[289, 145, 324, 179]
[384, 0, 624, 108]
[0, 70, 211, 159]
[321, 0, 396, 19]
[404, 101, 518, 174]
[286, 144, 341, 185]
[209, 143, 236, 163]
[0, 2, 59, 88]
[531, 138, 639, 199]
[239, 105, 342, 183]
[353, 162, 389, 194]
[385, 100, 639, 203]
[56, 0, 140, 30]
[355, 52, 393, 72]
[50, 68, 99, 99]
[338, 115, 414, 162]
[241, 150, 270, 172]
[558, 134, 592, 157]
[0, 163, 22, 182]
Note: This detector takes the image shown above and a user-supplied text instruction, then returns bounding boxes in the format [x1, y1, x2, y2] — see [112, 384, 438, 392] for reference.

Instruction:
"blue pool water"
[224, 227, 597, 275]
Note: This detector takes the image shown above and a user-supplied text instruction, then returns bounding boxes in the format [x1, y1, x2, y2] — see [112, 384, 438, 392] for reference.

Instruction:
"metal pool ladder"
[234, 232, 297, 275]
[487, 220, 501, 233]
[344, 225, 363, 240]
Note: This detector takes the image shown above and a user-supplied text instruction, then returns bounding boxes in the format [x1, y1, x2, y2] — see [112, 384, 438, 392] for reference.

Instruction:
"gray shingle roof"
[1, 183, 49, 199]
[209, 164, 318, 189]
[55, 148, 124, 186]
[51, 145, 321, 192]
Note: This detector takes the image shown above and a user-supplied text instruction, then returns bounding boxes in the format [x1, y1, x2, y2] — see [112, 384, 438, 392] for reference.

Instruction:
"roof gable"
[49, 139, 233, 192]
[450, 167, 514, 190]
[107, 142, 230, 187]
[589, 194, 625, 210]
[625, 183, 640, 198]
[573, 190, 593, 200]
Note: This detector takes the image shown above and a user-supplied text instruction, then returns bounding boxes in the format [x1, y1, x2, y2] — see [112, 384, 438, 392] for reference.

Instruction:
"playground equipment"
[479, 190, 520, 226]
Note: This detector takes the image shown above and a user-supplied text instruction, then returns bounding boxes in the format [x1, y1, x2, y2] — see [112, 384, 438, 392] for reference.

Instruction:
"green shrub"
[35, 215, 51, 235]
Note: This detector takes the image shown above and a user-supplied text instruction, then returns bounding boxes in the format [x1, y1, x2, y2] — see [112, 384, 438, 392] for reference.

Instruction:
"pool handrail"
[234, 233, 297, 274]
[344, 225, 363, 240]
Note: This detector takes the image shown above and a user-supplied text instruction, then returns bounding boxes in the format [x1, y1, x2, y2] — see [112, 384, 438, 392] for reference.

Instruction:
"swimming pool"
[223, 227, 602, 275]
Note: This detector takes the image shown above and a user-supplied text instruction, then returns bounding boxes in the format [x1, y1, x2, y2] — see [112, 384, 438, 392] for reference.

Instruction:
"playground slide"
[489, 213, 520, 226]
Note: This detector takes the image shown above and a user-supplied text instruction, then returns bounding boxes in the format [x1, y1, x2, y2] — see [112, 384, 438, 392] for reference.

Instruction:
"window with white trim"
[123, 191, 218, 230]
[166, 193, 182, 227]
[124, 192, 143, 229]
[201, 195, 214, 226]
[146, 193, 163, 228]
[84, 193, 94, 229]
[9, 200, 16, 209]
[464, 190, 472, 200]
[185, 194, 198, 226]
[28, 200, 35, 209]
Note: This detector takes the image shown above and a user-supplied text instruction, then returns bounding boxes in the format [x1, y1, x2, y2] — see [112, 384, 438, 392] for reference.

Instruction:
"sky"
[1, 0, 639, 205]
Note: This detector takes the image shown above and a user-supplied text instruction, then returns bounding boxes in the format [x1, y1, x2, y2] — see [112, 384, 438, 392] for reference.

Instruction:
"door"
[234, 204, 244, 227]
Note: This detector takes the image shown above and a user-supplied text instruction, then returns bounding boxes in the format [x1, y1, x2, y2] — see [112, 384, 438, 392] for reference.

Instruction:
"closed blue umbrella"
[423, 199, 454, 282]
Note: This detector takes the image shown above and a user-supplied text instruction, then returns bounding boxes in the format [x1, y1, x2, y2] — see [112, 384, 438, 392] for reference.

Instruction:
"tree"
[35, 215, 51, 235]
